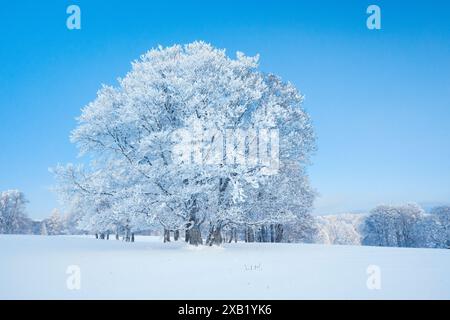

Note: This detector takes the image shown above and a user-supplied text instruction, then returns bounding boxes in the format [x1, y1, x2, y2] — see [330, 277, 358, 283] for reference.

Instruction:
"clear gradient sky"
[1, 0, 449, 219]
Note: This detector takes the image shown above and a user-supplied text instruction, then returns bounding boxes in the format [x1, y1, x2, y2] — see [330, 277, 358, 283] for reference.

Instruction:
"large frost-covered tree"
[53, 42, 316, 245]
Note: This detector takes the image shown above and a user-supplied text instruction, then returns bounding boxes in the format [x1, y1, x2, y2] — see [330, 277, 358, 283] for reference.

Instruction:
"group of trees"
[0, 189, 77, 236]
[314, 204, 450, 249]
[2, 187, 448, 249]
[5, 42, 447, 249]
[52, 42, 317, 246]
[315, 214, 363, 245]
[362, 204, 450, 248]
[39, 209, 80, 236]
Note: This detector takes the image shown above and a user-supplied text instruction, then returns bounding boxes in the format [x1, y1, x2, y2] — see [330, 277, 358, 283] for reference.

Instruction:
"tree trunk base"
[187, 225, 203, 246]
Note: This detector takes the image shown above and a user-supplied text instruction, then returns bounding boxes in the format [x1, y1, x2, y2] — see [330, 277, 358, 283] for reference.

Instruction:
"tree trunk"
[207, 225, 222, 246]
[106, 232, 110, 240]
[249, 227, 255, 242]
[257, 226, 265, 242]
[270, 224, 275, 243]
[131, 233, 135, 242]
[174, 230, 180, 241]
[275, 224, 283, 243]
[227, 228, 237, 243]
[163, 229, 171, 242]
[187, 224, 203, 246]
[259, 225, 268, 242]
[246, 227, 255, 242]
[185, 197, 204, 246]
[116, 232, 119, 240]
[95, 233, 98, 239]
[205, 224, 213, 245]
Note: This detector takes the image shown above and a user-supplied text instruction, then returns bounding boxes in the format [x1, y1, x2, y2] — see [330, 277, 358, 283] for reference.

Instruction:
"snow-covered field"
[0, 235, 449, 299]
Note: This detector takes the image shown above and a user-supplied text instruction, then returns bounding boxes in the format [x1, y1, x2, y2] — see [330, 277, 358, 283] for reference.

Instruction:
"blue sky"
[0, 0, 449, 219]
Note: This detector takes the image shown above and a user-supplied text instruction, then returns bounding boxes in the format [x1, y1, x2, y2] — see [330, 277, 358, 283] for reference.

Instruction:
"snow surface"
[0, 235, 449, 299]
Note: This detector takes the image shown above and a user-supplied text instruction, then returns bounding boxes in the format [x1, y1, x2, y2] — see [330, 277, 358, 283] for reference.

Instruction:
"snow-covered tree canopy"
[0, 190, 30, 234]
[362, 203, 423, 247]
[430, 206, 450, 247]
[53, 41, 316, 245]
[43, 209, 66, 235]
[360, 203, 448, 248]
[315, 214, 364, 245]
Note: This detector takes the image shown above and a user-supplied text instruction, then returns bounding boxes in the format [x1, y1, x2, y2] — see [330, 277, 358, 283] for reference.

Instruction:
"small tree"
[430, 206, 450, 248]
[40, 221, 48, 236]
[0, 190, 30, 234]
[45, 209, 65, 235]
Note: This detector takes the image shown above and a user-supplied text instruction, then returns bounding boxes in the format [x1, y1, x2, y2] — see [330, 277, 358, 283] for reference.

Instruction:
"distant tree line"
[0, 190, 81, 236]
[2, 189, 448, 249]
[315, 204, 450, 249]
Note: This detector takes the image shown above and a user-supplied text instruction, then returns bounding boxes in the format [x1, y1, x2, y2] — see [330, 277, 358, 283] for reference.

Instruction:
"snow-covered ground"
[0, 235, 449, 299]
